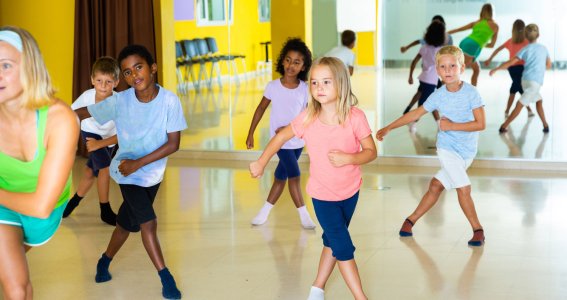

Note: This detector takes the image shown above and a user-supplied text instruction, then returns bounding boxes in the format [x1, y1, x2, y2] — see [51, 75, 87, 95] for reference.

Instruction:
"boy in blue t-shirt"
[490, 23, 551, 133]
[75, 45, 187, 299]
[376, 45, 486, 247]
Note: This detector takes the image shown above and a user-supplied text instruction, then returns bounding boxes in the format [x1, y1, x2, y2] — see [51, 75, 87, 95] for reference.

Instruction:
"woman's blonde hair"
[479, 3, 493, 20]
[1, 26, 55, 109]
[304, 57, 357, 126]
[511, 19, 526, 44]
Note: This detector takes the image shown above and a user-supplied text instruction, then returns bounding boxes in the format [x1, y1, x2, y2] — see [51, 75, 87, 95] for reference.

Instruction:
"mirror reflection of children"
[484, 19, 533, 117]
[490, 24, 551, 134]
[448, 3, 499, 86]
[404, 21, 446, 131]
[64, 56, 120, 225]
[250, 57, 377, 300]
[0, 26, 79, 299]
[377, 46, 486, 247]
[75, 45, 187, 299]
[246, 38, 316, 229]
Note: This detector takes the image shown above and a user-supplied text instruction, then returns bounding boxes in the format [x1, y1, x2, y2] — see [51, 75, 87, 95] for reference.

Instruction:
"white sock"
[298, 206, 316, 229]
[251, 202, 274, 225]
[307, 286, 325, 300]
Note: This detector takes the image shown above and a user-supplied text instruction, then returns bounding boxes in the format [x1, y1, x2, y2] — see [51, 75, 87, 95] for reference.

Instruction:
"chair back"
[183, 39, 199, 59]
[205, 37, 219, 54]
[194, 38, 211, 56]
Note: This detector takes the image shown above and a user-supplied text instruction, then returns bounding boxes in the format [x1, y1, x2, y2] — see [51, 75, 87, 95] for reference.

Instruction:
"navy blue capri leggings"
[508, 65, 524, 94]
[274, 148, 303, 180]
[312, 191, 359, 261]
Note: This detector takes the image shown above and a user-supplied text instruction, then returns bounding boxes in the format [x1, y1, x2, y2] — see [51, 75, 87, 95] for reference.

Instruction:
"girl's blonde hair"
[304, 57, 357, 126]
[511, 19, 526, 44]
[479, 3, 493, 20]
[525, 24, 539, 42]
[1, 26, 56, 109]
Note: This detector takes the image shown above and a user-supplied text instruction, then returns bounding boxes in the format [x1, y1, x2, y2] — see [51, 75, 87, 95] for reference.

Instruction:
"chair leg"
[239, 58, 247, 81]
[187, 65, 197, 91]
[215, 62, 222, 88]
[231, 60, 240, 86]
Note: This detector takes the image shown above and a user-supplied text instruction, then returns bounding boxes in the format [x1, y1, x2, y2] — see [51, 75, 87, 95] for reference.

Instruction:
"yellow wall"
[0, 0, 75, 104]
[155, 0, 177, 92]
[271, 0, 306, 78]
[174, 0, 271, 76]
[354, 31, 375, 66]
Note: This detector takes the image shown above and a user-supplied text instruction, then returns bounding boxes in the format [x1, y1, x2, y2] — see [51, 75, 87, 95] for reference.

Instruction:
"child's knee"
[456, 185, 472, 196]
[429, 178, 445, 194]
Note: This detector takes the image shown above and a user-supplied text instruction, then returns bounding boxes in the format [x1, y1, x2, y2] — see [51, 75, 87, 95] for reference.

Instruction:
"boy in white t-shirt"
[64, 57, 120, 225]
[325, 30, 356, 75]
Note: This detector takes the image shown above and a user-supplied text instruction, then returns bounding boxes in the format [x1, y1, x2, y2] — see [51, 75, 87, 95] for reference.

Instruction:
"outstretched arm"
[0, 102, 79, 218]
[118, 131, 180, 176]
[448, 21, 475, 34]
[401, 40, 420, 53]
[489, 57, 520, 76]
[376, 106, 428, 141]
[546, 57, 552, 69]
[483, 43, 506, 66]
[439, 106, 485, 132]
[74, 107, 91, 121]
[249, 125, 295, 178]
[246, 97, 271, 149]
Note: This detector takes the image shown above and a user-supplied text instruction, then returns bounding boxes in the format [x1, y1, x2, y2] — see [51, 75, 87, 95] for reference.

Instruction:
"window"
[259, 0, 270, 22]
[197, 0, 233, 26]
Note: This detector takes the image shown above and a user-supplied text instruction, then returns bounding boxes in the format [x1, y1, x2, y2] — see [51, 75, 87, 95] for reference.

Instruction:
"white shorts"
[519, 80, 542, 106]
[435, 148, 473, 190]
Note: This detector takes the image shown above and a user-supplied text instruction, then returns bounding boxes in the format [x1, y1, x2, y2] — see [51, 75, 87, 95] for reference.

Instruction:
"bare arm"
[0, 102, 79, 218]
[249, 125, 295, 178]
[485, 23, 499, 48]
[439, 106, 485, 132]
[483, 43, 506, 66]
[246, 97, 271, 149]
[489, 57, 520, 76]
[409, 53, 421, 84]
[74, 106, 91, 121]
[348, 66, 354, 76]
[328, 135, 377, 167]
[376, 106, 429, 141]
[86, 135, 118, 152]
[546, 57, 552, 69]
[447, 21, 475, 34]
[117, 131, 181, 176]
[401, 40, 420, 53]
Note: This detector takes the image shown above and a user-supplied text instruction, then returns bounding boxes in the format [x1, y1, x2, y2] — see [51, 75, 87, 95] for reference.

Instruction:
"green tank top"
[468, 19, 495, 47]
[0, 106, 71, 209]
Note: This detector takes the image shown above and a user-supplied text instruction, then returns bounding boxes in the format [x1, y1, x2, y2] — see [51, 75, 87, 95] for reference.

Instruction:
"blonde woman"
[0, 26, 78, 299]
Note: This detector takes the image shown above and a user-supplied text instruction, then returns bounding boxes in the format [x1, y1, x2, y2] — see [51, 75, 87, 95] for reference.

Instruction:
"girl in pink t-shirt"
[484, 19, 533, 116]
[250, 57, 377, 300]
[246, 38, 317, 229]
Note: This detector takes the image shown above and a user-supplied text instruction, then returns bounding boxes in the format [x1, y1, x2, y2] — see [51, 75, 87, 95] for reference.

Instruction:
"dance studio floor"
[26, 157, 567, 299]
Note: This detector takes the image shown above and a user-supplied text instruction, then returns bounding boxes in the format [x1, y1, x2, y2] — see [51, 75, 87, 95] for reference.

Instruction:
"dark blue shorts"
[508, 65, 524, 94]
[312, 191, 359, 261]
[274, 148, 303, 180]
[81, 130, 114, 177]
[418, 81, 437, 106]
[117, 183, 161, 232]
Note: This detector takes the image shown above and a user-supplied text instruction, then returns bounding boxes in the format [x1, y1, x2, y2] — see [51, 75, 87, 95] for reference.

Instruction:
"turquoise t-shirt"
[423, 82, 484, 160]
[88, 85, 187, 187]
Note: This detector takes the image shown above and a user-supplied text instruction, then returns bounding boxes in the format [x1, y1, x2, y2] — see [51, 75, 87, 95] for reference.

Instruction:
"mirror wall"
[173, 0, 566, 162]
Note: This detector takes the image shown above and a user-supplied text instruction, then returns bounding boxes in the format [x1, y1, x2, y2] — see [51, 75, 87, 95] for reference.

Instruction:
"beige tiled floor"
[22, 158, 567, 299]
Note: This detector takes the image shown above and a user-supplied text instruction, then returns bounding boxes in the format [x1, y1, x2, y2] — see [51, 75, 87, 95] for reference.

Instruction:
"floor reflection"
[179, 69, 567, 160]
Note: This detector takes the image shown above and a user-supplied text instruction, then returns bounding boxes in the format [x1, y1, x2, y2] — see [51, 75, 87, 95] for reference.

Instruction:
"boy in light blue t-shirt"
[491, 23, 552, 133]
[376, 45, 486, 247]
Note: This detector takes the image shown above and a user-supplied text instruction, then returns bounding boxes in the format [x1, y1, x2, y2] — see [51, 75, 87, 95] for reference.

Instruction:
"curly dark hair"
[275, 38, 312, 81]
[424, 21, 446, 47]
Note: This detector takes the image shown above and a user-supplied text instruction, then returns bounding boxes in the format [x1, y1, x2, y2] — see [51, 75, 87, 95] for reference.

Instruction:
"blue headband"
[0, 30, 23, 52]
